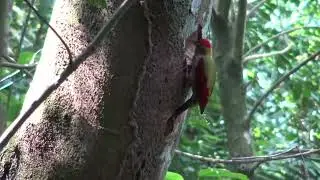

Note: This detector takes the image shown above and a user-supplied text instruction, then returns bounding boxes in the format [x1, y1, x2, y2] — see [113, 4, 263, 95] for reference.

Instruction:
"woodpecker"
[169, 38, 216, 121]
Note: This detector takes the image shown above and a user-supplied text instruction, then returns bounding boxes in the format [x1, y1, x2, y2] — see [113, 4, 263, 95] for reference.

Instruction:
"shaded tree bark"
[0, 0, 9, 135]
[0, 0, 193, 179]
[0, 0, 9, 58]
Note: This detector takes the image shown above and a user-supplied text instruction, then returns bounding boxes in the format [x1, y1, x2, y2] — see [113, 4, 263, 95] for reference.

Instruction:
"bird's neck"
[205, 48, 212, 57]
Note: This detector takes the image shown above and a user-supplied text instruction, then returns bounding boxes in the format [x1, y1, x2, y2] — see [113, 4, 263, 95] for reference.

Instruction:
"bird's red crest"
[199, 39, 212, 48]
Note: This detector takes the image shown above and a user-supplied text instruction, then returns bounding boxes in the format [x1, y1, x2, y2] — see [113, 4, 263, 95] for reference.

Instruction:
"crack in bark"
[117, 1, 154, 178]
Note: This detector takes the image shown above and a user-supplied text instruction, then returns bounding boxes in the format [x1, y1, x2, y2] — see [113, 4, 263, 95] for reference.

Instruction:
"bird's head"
[199, 38, 212, 55]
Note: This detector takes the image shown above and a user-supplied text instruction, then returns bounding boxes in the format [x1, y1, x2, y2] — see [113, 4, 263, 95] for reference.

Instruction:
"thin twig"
[245, 50, 320, 127]
[268, 146, 299, 157]
[232, 146, 299, 160]
[1, 55, 34, 78]
[23, 0, 72, 62]
[244, 26, 320, 56]
[0, 61, 37, 69]
[175, 148, 320, 164]
[0, 0, 136, 151]
[233, 0, 247, 60]
[246, 0, 266, 19]
[0, 70, 21, 91]
[243, 43, 293, 63]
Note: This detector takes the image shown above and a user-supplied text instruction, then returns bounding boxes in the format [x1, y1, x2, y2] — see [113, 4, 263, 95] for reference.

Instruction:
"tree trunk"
[0, 0, 9, 135]
[0, 0, 8, 58]
[0, 0, 192, 179]
[212, 0, 254, 175]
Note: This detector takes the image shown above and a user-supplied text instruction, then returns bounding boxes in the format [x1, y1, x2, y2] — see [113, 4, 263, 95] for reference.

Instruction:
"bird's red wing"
[195, 58, 210, 114]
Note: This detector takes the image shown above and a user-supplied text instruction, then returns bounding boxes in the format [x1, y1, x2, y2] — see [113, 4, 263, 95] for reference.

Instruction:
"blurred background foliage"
[170, 0, 320, 179]
[0, 0, 53, 124]
[1, 0, 319, 179]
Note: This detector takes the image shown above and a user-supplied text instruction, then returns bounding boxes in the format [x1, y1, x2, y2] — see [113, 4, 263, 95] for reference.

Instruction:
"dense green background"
[1, 0, 319, 179]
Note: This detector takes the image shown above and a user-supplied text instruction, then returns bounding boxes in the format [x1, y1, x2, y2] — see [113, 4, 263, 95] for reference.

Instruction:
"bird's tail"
[165, 97, 196, 136]
[170, 97, 196, 120]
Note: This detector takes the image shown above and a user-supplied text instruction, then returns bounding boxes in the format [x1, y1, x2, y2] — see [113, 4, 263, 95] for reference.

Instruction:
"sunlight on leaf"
[198, 168, 248, 180]
[253, 127, 261, 138]
[18, 51, 34, 64]
[165, 171, 184, 180]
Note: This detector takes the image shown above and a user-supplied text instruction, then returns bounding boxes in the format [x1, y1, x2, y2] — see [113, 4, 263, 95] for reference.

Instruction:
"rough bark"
[212, 0, 254, 175]
[0, 0, 8, 58]
[0, 0, 192, 179]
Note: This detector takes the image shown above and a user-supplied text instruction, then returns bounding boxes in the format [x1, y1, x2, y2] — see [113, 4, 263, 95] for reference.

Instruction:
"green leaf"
[315, 132, 320, 140]
[253, 127, 261, 138]
[198, 168, 248, 180]
[88, 0, 107, 8]
[7, 94, 25, 123]
[165, 171, 184, 180]
[18, 51, 34, 64]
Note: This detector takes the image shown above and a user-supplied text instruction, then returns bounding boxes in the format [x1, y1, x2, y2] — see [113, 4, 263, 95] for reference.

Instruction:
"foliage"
[170, 0, 320, 179]
[165, 171, 184, 180]
[0, 0, 53, 122]
[198, 168, 248, 180]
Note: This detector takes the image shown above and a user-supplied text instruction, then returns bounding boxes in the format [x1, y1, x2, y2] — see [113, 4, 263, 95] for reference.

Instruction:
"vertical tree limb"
[0, 0, 9, 135]
[212, 0, 254, 175]
[233, 0, 247, 60]
[0, 0, 9, 58]
[216, 0, 231, 19]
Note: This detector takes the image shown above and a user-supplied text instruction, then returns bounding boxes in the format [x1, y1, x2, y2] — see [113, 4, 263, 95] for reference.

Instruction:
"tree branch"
[0, 70, 20, 91]
[233, 0, 247, 60]
[243, 43, 293, 63]
[175, 148, 320, 164]
[0, 61, 37, 69]
[245, 50, 320, 127]
[246, 0, 266, 20]
[1, 55, 34, 78]
[244, 26, 320, 56]
[211, 6, 230, 55]
[0, 0, 137, 151]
